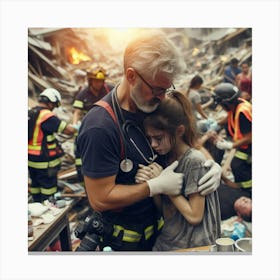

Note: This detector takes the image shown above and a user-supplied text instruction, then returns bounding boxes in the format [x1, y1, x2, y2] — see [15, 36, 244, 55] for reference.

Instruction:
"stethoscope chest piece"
[120, 158, 133, 173]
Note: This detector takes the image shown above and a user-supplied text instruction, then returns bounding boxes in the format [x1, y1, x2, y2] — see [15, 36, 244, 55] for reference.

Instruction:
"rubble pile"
[28, 27, 252, 171]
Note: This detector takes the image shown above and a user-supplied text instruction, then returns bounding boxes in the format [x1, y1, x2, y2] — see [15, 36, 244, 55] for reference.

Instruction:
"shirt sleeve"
[73, 91, 84, 109]
[41, 116, 65, 134]
[183, 162, 208, 197]
[77, 127, 121, 178]
[193, 94, 201, 104]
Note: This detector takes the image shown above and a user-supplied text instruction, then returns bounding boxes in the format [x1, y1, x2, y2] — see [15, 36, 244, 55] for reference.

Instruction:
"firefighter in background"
[214, 83, 252, 197]
[72, 66, 114, 183]
[28, 88, 77, 202]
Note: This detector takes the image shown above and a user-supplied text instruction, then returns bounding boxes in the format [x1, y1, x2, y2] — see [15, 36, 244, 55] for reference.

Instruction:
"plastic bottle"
[230, 222, 245, 241]
[28, 210, 34, 241]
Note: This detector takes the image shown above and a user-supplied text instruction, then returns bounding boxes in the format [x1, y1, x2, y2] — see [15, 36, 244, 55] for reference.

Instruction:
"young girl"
[135, 90, 221, 251]
[186, 75, 210, 120]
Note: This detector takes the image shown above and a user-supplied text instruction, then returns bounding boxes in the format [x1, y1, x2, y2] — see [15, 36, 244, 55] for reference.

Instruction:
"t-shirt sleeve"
[41, 116, 65, 134]
[183, 162, 208, 196]
[73, 91, 84, 109]
[77, 127, 121, 178]
[193, 94, 201, 104]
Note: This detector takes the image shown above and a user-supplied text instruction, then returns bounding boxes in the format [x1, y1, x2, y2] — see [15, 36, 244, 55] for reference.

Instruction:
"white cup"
[215, 237, 235, 252]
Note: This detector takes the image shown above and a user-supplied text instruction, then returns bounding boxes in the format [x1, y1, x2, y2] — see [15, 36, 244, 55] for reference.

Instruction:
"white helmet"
[39, 88, 61, 106]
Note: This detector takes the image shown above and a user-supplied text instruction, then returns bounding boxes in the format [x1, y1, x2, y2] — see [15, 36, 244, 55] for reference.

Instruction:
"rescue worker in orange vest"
[72, 66, 114, 183]
[28, 88, 78, 202]
[213, 83, 252, 197]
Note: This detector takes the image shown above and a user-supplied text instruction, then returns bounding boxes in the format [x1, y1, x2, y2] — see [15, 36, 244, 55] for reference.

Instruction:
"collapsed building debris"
[28, 27, 252, 184]
[27, 28, 252, 252]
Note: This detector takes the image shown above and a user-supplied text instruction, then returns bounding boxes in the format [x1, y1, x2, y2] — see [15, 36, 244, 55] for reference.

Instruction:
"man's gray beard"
[130, 86, 160, 113]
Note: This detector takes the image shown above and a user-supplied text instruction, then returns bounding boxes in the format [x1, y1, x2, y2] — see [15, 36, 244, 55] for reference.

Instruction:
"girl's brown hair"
[186, 75, 203, 97]
[144, 90, 197, 147]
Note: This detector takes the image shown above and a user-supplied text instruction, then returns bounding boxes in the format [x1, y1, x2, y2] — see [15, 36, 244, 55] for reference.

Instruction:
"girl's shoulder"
[179, 148, 206, 169]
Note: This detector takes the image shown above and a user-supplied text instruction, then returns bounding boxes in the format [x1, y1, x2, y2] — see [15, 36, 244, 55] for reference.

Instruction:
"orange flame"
[68, 47, 91, 64]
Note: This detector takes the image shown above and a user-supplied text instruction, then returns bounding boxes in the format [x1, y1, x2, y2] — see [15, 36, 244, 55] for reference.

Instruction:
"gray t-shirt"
[188, 89, 201, 119]
[153, 148, 221, 251]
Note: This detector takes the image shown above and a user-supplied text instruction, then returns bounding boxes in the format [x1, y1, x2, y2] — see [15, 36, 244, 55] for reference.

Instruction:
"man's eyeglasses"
[134, 70, 175, 97]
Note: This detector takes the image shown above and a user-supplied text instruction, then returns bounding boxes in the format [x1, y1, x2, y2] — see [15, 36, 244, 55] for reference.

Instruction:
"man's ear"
[176, 125, 185, 137]
[126, 67, 137, 85]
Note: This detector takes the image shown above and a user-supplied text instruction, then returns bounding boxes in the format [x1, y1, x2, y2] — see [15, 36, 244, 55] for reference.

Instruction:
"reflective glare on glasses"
[135, 70, 175, 97]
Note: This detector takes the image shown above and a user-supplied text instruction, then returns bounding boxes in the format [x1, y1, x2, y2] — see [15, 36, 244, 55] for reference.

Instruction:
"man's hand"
[197, 159, 221, 196]
[135, 163, 163, 183]
[147, 161, 184, 197]
[216, 140, 233, 150]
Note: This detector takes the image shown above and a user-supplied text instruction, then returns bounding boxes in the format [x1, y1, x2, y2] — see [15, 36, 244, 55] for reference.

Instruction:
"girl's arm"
[135, 162, 163, 211]
[169, 193, 205, 225]
[195, 103, 208, 119]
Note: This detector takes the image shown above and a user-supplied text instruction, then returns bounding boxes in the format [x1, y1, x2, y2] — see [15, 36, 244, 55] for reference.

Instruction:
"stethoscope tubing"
[111, 89, 156, 165]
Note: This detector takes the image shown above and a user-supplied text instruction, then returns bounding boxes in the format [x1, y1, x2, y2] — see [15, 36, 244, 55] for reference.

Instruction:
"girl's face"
[145, 126, 172, 156]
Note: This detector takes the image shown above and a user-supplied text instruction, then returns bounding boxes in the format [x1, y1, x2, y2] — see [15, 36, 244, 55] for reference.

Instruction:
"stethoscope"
[111, 88, 157, 173]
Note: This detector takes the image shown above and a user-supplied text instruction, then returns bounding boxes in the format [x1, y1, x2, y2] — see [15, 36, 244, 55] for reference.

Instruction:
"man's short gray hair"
[124, 30, 186, 81]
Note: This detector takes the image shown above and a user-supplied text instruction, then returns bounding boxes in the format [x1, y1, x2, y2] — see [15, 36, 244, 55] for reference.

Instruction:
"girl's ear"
[176, 124, 185, 137]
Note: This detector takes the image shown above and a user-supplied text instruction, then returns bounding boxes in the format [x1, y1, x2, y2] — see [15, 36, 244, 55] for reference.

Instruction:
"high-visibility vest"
[227, 98, 252, 150]
[28, 108, 64, 157]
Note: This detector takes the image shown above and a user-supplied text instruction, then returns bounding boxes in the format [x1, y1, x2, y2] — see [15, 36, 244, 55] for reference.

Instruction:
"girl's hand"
[149, 162, 163, 178]
[135, 163, 163, 183]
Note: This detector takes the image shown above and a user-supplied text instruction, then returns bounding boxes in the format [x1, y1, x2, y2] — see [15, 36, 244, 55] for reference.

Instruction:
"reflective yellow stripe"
[75, 158, 82, 165]
[112, 218, 164, 243]
[28, 145, 41, 150]
[41, 186, 57, 195]
[157, 216, 164, 230]
[58, 121, 67, 133]
[145, 217, 164, 239]
[28, 158, 61, 169]
[32, 110, 53, 145]
[47, 135, 56, 141]
[49, 159, 61, 167]
[113, 225, 142, 242]
[240, 179, 252, 189]
[144, 225, 154, 240]
[235, 151, 249, 160]
[30, 187, 41, 194]
[73, 100, 84, 109]
[47, 143, 56, 149]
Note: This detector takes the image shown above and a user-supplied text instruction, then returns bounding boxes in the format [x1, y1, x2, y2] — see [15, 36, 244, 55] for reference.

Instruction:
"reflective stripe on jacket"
[28, 108, 66, 157]
[227, 98, 252, 150]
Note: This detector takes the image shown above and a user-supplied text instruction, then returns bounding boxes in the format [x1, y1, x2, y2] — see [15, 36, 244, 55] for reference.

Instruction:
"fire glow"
[68, 47, 91, 64]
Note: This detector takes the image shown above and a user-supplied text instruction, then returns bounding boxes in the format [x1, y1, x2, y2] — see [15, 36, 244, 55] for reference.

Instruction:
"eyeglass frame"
[134, 69, 175, 97]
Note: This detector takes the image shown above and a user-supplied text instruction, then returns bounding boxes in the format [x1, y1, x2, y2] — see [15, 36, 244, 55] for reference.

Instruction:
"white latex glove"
[197, 159, 222, 196]
[147, 161, 184, 197]
[71, 121, 81, 131]
[135, 163, 163, 183]
[216, 140, 233, 150]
